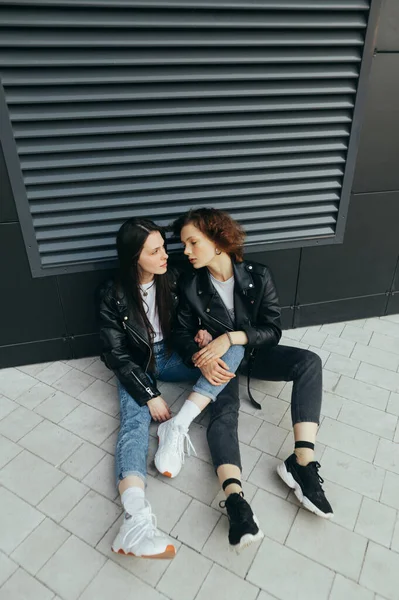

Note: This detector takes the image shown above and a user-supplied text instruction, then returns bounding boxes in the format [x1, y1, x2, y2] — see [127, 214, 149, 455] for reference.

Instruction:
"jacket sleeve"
[171, 282, 200, 368]
[241, 267, 282, 350]
[98, 290, 161, 406]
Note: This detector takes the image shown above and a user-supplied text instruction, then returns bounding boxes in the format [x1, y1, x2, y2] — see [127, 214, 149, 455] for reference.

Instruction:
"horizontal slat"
[0, 9, 368, 29]
[16, 126, 351, 155]
[0, 1, 370, 10]
[10, 97, 355, 122]
[30, 180, 342, 218]
[20, 140, 349, 170]
[13, 111, 352, 139]
[0, 29, 365, 47]
[0, 48, 363, 70]
[24, 153, 346, 185]
[2, 64, 360, 89]
[5, 81, 358, 105]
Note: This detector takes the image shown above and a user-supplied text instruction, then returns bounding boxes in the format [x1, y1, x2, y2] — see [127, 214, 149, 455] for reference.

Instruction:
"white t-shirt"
[210, 273, 235, 324]
[140, 281, 163, 343]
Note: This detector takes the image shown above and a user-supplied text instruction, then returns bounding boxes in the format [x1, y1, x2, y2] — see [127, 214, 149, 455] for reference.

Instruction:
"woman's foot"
[155, 418, 196, 478]
[277, 454, 333, 518]
[112, 501, 176, 559]
[220, 493, 264, 553]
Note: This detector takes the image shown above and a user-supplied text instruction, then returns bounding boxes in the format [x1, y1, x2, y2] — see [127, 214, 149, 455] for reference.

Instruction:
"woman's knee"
[297, 349, 322, 373]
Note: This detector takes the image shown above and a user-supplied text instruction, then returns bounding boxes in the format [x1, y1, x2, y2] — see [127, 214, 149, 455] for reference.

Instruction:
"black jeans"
[206, 345, 322, 473]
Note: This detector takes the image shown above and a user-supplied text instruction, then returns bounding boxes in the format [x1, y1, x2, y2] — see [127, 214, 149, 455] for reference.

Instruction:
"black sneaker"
[277, 454, 333, 518]
[220, 493, 264, 552]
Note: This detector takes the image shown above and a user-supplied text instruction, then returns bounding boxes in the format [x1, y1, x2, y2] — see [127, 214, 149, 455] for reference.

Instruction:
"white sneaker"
[111, 501, 176, 559]
[154, 418, 196, 478]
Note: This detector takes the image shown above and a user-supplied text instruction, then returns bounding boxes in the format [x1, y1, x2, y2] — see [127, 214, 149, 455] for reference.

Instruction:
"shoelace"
[162, 423, 197, 465]
[307, 461, 325, 491]
[122, 501, 158, 549]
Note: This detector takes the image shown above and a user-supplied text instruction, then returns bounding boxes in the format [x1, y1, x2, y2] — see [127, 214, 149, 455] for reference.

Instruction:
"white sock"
[121, 487, 145, 516]
[173, 400, 201, 430]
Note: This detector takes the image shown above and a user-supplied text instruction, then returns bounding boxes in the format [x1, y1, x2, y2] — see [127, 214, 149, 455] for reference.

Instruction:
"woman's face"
[137, 231, 168, 278]
[181, 223, 217, 269]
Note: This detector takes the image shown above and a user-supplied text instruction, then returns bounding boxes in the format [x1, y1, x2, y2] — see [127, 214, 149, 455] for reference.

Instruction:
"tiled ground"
[1, 316, 399, 599]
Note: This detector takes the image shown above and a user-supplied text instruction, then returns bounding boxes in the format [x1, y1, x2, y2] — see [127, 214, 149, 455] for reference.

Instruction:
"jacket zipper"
[123, 321, 153, 373]
[130, 368, 155, 397]
[208, 313, 234, 332]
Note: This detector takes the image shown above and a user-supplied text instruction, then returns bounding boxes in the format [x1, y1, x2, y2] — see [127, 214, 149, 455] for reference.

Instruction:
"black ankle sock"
[222, 478, 242, 492]
[295, 441, 315, 451]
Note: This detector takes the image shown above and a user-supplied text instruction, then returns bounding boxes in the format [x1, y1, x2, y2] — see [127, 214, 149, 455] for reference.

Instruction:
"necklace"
[140, 280, 155, 297]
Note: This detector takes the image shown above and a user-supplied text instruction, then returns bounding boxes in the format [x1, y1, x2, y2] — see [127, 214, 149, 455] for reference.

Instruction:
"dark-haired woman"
[98, 217, 249, 559]
[171, 208, 333, 539]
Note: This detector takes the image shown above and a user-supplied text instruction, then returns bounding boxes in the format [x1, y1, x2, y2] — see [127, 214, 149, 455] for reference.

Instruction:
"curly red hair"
[172, 208, 246, 262]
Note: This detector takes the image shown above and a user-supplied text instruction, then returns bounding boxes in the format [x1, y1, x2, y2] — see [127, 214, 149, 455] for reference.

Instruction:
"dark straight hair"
[116, 217, 173, 355]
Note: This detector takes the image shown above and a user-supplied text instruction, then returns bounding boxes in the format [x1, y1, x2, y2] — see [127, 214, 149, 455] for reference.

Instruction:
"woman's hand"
[193, 334, 231, 368]
[200, 358, 235, 386]
[194, 329, 213, 348]
[147, 396, 171, 422]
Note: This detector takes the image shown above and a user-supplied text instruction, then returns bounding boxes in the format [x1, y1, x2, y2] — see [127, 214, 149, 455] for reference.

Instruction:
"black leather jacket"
[97, 270, 180, 406]
[172, 259, 282, 371]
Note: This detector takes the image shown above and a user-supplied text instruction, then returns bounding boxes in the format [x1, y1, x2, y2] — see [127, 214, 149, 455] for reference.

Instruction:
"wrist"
[225, 332, 233, 346]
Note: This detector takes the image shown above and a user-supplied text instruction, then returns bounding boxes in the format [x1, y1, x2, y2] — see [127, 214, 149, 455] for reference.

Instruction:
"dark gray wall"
[1, 0, 398, 368]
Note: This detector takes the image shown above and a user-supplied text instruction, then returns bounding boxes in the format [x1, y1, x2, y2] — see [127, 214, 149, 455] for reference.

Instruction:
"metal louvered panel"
[0, 0, 377, 276]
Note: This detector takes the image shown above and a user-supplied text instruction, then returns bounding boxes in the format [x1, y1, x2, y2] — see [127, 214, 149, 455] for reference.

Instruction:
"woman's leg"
[244, 345, 332, 518]
[112, 383, 176, 558]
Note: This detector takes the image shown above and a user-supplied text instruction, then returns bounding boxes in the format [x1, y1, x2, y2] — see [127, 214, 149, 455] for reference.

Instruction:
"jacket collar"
[195, 258, 254, 296]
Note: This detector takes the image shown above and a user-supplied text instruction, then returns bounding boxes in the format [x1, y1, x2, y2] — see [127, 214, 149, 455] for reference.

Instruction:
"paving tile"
[278, 405, 293, 431]
[251, 487, 298, 543]
[322, 335, 355, 357]
[53, 368, 96, 398]
[0, 487, 45, 554]
[391, 518, 399, 553]
[196, 563, 259, 600]
[374, 438, 399, 475]
[19, 420, 82, 467]
[0, 406, 43, 442]
[63, 357, 97, 371]
[355, 497, 397, 548]
[34, 391, 80, 423]
[248, 378, 286, 397]
[11, 518, 69, 576]
[171, 499, 220, 551]
[61, 490, 121, 546]
[0, 567, 54, 600]
[60, 403, 119, 446]
[279, 336, 309, 350]
[301, 330, 328, 348]
[335, 375, 389, 410]
[61, 441, 106, 480]
[14, 382, 55, 410]
[340, 324, 372, 345]
[286, 509, 367, 579]
[83, 358, 114, 382]
[17, 361, 53, 377]
[352, 343, 399, 372]
[201, 514, 260, 578]
[0, 433, 22, 469]
[248, 452, 289, 499]
[250, 421, 287, 456]
[321, 447, 385, 500]
[35, 362, 72, 386]
[247, 395, 289, 426]
[247, 536, 334, 600]
[329, 574, 374, 600]
[387, 392, 399, 416]
[0, 552, 18, 586]
[360, 541, 399, 600]
[238, 384, 266, 415]
[78, 379, 119, 417]
[369, 332, 399, 356]
[320, 322, 345, 336]
[0, 395, 17, 420]
[163, 455, 221, 505]
[237, 411, 262, 444]
[37, 476, 89, 523]
[345, 318, 367, 328]
[317, 417, 379, 462]
[278, 382, 292, 402]
[100, 430, 118, 455]
[338, 399, 397, 440]
[307, 346, 330, 366]
[320, 391, 344, 419]
[157, 545, 212, 600]
[240, 442, 262, 480]
[364, 317, 399, 339]
[0, 368, 37, 400]
[281, 327, 307, 341]
[356, 362, 399, 393]
[319, 479, 362, 530]
[79, 559, 166, 600]
[186, 422, 212, 464]
[82, 453, 117, 500]
[0, 450, 64, 505]
[381, 470, 399, 510]
[324, 353, 360, 378]
[95, 513, 179, 587]
[37, 535, 106, 600]
[322, 369, 341, 393]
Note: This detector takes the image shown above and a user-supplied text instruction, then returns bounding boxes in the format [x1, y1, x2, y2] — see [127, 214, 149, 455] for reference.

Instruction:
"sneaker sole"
[230, 515, 265, 554]
[111, 544, 176, 559]
[154, 435, 179, 479]
[277, 462, 333, 519]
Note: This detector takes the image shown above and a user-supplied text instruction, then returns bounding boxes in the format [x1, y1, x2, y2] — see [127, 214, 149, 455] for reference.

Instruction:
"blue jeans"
[115, 343, 244, 484]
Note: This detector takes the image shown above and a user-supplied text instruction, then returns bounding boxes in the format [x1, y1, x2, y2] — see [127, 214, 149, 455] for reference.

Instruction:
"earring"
[215, 248, 221, 255]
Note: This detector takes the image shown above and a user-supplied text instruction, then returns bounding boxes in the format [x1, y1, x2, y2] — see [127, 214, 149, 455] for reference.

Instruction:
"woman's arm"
[98, 288, 162, 406]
